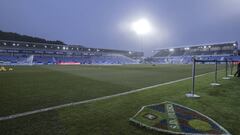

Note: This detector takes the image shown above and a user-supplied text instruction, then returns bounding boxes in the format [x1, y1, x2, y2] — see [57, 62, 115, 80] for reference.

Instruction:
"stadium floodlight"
[184, 47, 190, 50]
[233, 43, 236, 46]
[131, 18, 152, 35]
[169, 48, 174, 52]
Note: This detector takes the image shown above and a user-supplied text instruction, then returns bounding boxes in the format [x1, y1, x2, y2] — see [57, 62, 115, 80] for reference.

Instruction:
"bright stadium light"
[131, 18, 152, 35]
[169, 48, 174, 52]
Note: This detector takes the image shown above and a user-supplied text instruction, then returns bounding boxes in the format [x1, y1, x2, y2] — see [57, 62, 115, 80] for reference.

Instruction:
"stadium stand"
[148, 41, 240, 64]
[0, 40, 142, 65]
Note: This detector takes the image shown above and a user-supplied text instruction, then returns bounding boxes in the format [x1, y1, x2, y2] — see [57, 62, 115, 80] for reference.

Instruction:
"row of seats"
[0, 54, 139, 65]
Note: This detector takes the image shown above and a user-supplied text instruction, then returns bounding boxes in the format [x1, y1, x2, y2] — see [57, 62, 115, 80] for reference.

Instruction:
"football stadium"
[0, 38, 240, 135]
[1, 1, 240, 135]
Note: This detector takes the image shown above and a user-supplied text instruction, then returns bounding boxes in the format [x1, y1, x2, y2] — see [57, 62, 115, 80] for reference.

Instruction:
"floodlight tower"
[131, 18, 152, 57]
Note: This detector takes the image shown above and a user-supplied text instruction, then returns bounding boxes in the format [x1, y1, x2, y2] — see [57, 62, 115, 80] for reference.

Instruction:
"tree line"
[0, 30, 65, 45]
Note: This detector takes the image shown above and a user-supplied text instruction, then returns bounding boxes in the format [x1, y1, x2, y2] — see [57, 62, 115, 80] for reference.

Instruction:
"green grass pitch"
[0, 64, 239, 135]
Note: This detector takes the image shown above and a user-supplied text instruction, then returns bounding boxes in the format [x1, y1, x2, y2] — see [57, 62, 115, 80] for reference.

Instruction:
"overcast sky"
[0, 0, 240, 55]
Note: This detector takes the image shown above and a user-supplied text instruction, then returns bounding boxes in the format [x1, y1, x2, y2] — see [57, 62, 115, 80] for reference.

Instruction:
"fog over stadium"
[0, 0, 240, 55]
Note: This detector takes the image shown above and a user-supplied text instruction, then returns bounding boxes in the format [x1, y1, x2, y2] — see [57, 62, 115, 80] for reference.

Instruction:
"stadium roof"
[0, 40, 143, 55]
[153, 41, 238, 51]
[0, 39, 86, 48]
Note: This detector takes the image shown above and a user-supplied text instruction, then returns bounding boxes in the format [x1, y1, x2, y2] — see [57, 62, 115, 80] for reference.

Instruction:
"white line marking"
[0, 72, 210, 121]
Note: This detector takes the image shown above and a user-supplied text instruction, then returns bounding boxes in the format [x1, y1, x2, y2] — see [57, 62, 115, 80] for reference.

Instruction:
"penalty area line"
[0, 72, 211, 121]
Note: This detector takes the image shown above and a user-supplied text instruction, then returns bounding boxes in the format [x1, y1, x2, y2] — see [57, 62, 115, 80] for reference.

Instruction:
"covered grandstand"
[0, 40, 143, 65]
[148, 41, 240, 64]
